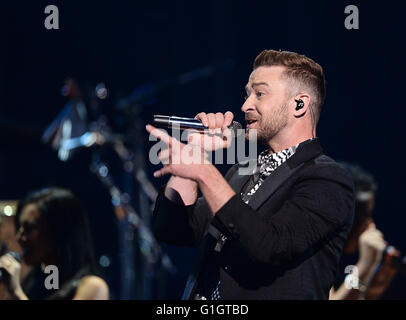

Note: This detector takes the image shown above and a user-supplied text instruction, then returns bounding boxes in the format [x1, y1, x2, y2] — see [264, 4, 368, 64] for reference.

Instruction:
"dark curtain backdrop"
[0, 1, 405, 299]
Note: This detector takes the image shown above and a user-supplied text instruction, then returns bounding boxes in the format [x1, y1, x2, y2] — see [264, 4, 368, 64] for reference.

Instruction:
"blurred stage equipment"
[42, 78, 173, 300]
[42, 60, 235, 299]
[0, 201, 17, 220]
[42, 78, 88, 162]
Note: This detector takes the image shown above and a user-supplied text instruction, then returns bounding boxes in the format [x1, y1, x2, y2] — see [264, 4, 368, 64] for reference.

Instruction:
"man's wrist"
[197, 164, 236, 215]
[196, 163, 217, 186]
[165, 176, 198, 205]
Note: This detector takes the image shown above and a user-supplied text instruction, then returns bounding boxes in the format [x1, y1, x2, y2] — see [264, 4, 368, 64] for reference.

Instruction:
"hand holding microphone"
[147, 111, 238, 179]
[0, 251, 22, 295]
[153, 111, 240, 132]
[194, 111, 236, 131]
[153, 111, 240, 151]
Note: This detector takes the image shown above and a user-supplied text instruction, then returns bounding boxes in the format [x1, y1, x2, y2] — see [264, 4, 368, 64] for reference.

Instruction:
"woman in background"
[330, 164, 401, 300]
[0, 187, 109, 300]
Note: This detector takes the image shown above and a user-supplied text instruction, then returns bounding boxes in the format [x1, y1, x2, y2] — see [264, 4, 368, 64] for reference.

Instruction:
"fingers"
[223, 111, 234, 128]
[222, 127, 233, 148]
[195, 113, 209, 127]
[153, 166, 172, 178]
[158, 149, 170, 164]
[3, 255, 19, 266]
[206, 113, 216, 129]
[5, 254, 19, 264]
[362, 227, 383, 240]
[0, 255, 12, 266]
[195, 112, 217, 129]
[363, 225, 383, 239]
[0, 258, 9, 269]
[360, 227, 386, 251]
[188, 129, 231, 151]
[195, 112, 234, 130]
[0, 255, 19, 274]
[215, 113, 225, 129]
[146, 124, 173, 146]
[187, 132, 204, 146]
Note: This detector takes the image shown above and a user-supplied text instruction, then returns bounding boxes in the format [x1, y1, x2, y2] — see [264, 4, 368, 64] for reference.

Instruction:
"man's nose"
[241, 97, 255, 113]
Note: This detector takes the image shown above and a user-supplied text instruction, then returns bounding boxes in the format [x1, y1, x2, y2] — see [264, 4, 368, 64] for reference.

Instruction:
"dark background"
[0, 1, 405, 299]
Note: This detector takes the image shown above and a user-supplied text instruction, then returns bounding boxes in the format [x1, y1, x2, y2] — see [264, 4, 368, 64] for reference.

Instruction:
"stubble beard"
[246, 102, 289, 145]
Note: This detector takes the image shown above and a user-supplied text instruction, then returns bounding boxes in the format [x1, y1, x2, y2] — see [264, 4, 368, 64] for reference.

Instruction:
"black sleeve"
[212, 165, 355, 265]
[152, 190, 211, 247]
[152, 165, 240, 247]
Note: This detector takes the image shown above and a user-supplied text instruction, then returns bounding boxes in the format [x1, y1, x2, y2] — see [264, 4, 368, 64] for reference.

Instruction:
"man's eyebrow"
[252, 82, 269, 88]
[245, 82, 269, 92]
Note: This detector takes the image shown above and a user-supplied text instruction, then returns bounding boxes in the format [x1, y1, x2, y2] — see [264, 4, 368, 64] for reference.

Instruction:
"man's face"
[241, 66, 291, 145]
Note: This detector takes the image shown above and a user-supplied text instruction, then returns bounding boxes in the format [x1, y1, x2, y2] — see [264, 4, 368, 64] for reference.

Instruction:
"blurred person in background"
[330, 163, 401, 300]
[0, 187, 109, 300]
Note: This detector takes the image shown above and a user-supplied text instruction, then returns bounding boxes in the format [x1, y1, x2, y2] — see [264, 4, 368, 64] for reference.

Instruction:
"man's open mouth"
[246, 120, 258, 127]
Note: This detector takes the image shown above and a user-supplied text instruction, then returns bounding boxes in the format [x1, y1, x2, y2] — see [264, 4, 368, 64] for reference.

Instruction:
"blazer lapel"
[247, 162, 304, 211]
[227, 160, 255, 194]
[247, 138, 323, 211]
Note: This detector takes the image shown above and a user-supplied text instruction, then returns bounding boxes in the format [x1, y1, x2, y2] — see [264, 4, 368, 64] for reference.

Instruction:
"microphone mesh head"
[229, 121, 242, 134]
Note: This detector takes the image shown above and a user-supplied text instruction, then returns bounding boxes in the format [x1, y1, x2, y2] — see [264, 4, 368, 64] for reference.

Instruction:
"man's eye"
[256, 92, 264, 98]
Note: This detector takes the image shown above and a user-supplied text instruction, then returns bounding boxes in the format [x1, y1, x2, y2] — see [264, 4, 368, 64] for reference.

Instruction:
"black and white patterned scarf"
[241, 144, 298, 204]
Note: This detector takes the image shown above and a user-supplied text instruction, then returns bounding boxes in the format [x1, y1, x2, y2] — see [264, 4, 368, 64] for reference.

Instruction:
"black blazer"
[153, 139, 355, 299]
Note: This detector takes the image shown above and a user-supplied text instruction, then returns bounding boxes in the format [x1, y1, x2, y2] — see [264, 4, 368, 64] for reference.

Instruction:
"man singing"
[146, 49, 355, 300]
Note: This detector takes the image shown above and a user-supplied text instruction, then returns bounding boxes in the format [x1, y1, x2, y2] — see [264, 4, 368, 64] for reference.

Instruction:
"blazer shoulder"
[300, 154, 355, 189]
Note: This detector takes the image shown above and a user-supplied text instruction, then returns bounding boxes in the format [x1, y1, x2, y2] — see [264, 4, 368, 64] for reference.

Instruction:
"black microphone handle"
[153, 115, 242, 134]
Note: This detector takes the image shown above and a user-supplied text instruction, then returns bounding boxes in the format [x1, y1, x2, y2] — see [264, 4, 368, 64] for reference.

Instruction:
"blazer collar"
[227, 160, 255, 195]
[227, 138, 323, 211]
[286, 138, 323, 169]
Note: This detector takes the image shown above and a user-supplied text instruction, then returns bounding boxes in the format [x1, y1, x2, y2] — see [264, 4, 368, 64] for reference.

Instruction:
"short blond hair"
[254, 50, 326, 125]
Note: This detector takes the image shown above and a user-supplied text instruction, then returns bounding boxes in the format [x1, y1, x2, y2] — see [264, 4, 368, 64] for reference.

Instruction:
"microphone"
[62, 131, 104, 151]
[0, 251, 21, 281]
[153, 115, 242, 134]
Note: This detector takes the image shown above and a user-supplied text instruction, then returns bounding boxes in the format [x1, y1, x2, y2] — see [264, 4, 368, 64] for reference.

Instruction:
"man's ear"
[293, 93, 311, 118]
